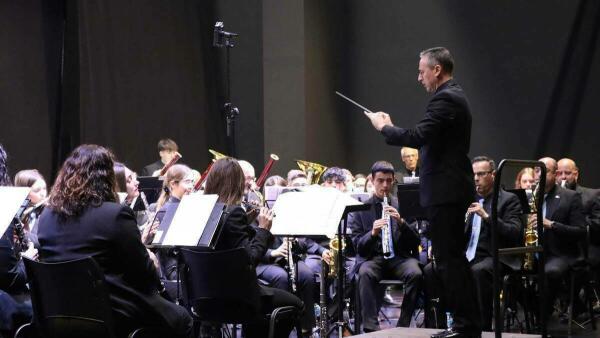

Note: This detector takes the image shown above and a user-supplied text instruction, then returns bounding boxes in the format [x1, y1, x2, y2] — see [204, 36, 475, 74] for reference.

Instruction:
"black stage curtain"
[0, 0, 226, 182]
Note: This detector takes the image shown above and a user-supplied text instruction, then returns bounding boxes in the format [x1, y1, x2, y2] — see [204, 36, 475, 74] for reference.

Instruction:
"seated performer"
[141, 138, 179, 177]
[0, 145, 35, 336]
[534, 157, 586, 319]
[349, 161, 422, 331]
[395, 146, 420, 183]
[114, 162, 148, 226]
[425, 156, 522, 331]
[204, 157, 303, 338]
[515, 167, 536, 190]
[37, 144, 192, 337]
[14, 169, 48, 247]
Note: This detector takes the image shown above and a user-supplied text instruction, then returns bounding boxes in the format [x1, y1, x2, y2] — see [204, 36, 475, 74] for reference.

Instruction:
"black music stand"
[328, 203, 371, 337]
[396, 183, 426, 220]
[137, 176, 163, 205]
[0, 187, 31, 236]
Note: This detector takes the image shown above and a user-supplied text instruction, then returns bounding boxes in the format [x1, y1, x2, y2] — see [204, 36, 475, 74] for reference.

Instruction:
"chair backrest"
[23, 256, 116, 338]
[180, 247, 262, 323]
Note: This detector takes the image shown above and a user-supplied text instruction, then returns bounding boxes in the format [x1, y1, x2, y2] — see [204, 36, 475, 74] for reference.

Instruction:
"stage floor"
[353, 328, 540, 337]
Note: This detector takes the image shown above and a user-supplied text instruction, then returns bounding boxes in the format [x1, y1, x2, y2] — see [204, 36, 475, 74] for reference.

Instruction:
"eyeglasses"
[474, 171, 492, 177]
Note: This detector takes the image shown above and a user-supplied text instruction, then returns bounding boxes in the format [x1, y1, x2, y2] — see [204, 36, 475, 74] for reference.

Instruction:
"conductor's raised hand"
[364, 111, 393, 131]
[257, 207, 274, 231]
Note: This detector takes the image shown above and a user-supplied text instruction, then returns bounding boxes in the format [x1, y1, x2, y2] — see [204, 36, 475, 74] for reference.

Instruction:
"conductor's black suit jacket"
[381, 79, 474, 207]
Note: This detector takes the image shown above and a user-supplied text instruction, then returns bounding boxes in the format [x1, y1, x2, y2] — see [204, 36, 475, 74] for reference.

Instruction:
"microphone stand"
[214, 22, 239, 157]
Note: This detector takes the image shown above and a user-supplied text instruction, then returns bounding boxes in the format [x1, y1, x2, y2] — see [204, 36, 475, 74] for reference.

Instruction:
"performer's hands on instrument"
[322, 249, 333, 265]
[542, 218, 554, 229]
[22, 242, 38, 260]
[271, 240, 289, 258]
[142, 219, 160, 244]
[147, 249, 160, 271]
[257, 207, 274, 230]
[383, 205, 402, 223]
[371, 219, 387, 236]
[467, 202, 489, 221]
[364, 111, 393, 131]
[151, 169, 161, 177]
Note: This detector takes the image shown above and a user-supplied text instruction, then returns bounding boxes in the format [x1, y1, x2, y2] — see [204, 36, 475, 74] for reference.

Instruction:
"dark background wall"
[1, 0, 599, 188]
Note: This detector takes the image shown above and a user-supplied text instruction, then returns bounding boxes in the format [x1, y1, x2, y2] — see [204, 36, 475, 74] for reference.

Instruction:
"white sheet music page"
[271, 186, 361, 238]
[161, 193, 218, 246]
[0, 187, 31, 235]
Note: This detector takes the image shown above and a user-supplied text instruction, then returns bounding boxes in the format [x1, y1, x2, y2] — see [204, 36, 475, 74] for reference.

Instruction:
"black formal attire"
[0, 223, 32, 335]
[256, 236, 316, 331]
[542, 185, 586, 317]
[380, 79, 480, 335]
[214, 205, 303, 337]
[464, 190, 522, 330]
[37, 202, 193, 338]
[141, 160, 163, 177]
[395, 165, 420, 184]
[349, 195, 422, 331]
[570, 185, 600, 267]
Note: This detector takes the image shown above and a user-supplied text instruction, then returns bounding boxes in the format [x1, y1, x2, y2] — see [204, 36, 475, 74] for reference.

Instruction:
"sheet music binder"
[397, 183, 426, 220]
[0, 187, 31, 236]
[151, 194, 225, 249]
[137, 176, 163, 205]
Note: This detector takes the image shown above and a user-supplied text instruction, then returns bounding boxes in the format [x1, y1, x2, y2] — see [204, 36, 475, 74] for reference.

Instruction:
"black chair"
[179, 247, 299, 338]
[16, 257, 166, 338]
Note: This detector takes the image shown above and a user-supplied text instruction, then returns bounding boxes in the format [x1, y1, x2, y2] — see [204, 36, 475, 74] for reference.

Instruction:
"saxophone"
[381, 196, 393, 257]
[327, 235, 346, 278]
[523, 184, 539, 270]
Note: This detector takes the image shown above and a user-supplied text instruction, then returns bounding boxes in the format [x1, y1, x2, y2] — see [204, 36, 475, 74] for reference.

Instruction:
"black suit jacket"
[349, 196, 420, 270]
[465, 190, 523, 270]
[381, 79, 474, 207]
[544, 185, 586, 262]
[215, 205, 273, 268]
[37, 202, 164, 323]
[141, 160, 163, 177]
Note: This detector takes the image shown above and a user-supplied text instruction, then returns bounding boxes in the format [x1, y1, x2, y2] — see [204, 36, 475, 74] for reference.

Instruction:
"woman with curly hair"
[37, 144, 192, 337]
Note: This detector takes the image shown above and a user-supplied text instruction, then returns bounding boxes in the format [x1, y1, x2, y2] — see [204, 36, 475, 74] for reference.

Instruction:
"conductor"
[364, 47, 481, 338]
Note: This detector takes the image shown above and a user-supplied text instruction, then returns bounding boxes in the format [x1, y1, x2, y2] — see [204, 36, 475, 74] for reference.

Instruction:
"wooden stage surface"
[353, 328, 541, 338]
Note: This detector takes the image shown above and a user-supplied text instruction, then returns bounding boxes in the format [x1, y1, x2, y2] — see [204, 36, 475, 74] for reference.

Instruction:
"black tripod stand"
[213, 21, 239, 157]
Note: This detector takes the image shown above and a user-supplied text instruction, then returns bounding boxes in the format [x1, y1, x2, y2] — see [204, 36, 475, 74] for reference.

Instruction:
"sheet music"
[0, 187, 31, 235]
[271, 186, 361, 238]
[160, 194, 218, 246]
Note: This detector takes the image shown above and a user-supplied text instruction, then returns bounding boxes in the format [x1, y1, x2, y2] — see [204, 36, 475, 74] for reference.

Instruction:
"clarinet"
[139, 192, 153, 223]
[13, 198, 31, 256]
[319, 259, 329, 337]
[381, 196, 392, 257]
[286, 237, 297, 293]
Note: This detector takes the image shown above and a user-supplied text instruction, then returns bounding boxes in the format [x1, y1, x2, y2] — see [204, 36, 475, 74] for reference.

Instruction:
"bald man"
[557, 158, 600, 267]
[535, 157, 586, 319]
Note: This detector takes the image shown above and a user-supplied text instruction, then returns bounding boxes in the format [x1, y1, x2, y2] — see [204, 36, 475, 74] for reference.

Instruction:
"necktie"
[466, 198, 484, 262]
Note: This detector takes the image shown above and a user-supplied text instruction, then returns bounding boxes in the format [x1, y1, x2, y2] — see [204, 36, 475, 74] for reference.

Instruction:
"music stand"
[0, 187, 31, 236]
[397, 183, 426, 220]
[137, 176, 163, 205]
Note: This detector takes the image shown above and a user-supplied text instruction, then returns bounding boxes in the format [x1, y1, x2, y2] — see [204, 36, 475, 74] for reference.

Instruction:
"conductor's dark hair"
[0, 144, 11, 186]
[370, 161, 395, 177]
[472, 156, 496, 171]
[420, 47, 454, 75]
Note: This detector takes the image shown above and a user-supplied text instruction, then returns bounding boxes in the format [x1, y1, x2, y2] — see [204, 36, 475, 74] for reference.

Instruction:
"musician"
[364, 47, 481, 338]
[14, 169, 48, 247]
[204, 157, 303, 338]
[238, 160, 258, 194]
[36, 145, 192, 337]
[349, 161, 422, 331]
[141, 138, 179, 177]
[287, 170, 309, 187]
[321, 167, 346, 191]
[343, 168, 355, 192]
[354, 174, 367, 193]
[145, 164, 194, 280]
[556, 158, 600, 272]
[0, 145, 34, 336]
[395, 146, 420, 183]
[426, 156, 522, 331]
[264, 175, 287, 187]
[534, 157, 586, 319]
[515, 167, 535, 190]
